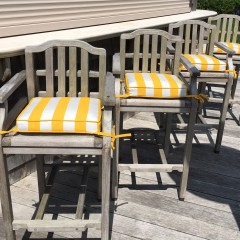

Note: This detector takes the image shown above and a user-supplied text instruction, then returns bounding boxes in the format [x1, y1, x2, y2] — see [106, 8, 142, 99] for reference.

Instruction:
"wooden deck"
[0, 83, 240, 240]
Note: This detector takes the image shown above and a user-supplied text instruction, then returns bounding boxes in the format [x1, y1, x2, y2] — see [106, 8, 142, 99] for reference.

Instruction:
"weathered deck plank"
[0, 81, 240, 239]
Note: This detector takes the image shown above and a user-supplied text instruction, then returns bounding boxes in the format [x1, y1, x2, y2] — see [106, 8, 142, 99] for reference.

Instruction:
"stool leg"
[36, 155, 45, 201]
[101, 140, 111, 240]
[112, 107, 120, 199]
[0, 143, 16, 240]
[164, 113, 173, 159]
[179, 102, 197, 201]
[215, 77, 233, 153]
[230, 66, 239, 101]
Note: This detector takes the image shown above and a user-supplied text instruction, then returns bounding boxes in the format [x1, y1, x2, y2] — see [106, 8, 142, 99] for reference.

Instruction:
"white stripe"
[171, 75, 186, 88]
[17, 121, 28, 131]
[162, 89, 171, 97]
[40, 121, 52, 131]
[63, 121, 75, 131]
[142, 73, 154, 88]
[40, 98, 61, 121]
[86, 122, 98, 132]
[127, 73, 138, 88]
[18, 98, 42, 121]
[129, 88, 138, 96]
[146, 88, 154, 97]
[189, 54, 201, 64]
[158, 74, 170, 88]
[64, 98, 80, 121]
[200, 54, 214, 71]
[87, 98, 99, 122]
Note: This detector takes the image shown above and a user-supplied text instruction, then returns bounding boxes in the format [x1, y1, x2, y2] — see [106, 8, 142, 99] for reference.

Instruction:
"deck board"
[0, 82, 240, 239]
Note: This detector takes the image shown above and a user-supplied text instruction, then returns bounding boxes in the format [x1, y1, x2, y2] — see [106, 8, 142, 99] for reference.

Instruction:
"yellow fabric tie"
[116, 93, 209, 104]
[225, 70, 238, 79]
[0, 127, 131, 150]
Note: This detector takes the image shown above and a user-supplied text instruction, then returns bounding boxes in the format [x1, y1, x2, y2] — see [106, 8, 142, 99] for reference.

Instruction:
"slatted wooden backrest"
[169, 20, 216, 55]
[208, 14, 240, 43]
[25, 40, 106, 101]
[120, 29, 184, 79]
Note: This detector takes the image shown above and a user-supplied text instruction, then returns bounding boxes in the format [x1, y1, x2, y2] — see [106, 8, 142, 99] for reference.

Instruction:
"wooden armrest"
[167, 43, 175, 54]
[0, 70, 26, 103]
[112, 53, 121, 75]
[215, 42, 235, 55]
[103, 72, 115, 107]
[180, 56, 200, 78]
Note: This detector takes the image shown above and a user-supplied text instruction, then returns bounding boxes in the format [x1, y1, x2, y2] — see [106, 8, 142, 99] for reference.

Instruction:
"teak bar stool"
[0, 40, 115, 240]
[208, 14, 240, 123]
[169, 20, 235, 153]
[112, 29, 201, 201]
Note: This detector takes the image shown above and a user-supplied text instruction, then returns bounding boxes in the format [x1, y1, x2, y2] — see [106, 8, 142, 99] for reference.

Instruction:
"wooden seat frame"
[208, 14, 240, 123]
[112, 29, 200, 201]
[0, 40, 115, 240]
[169, 20, 235, 153]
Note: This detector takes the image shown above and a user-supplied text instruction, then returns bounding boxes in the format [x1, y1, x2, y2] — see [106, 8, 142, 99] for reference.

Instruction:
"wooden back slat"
[45, 48, 54, 97]
[25, 40, 106, 101]
[215, 19, 221, 41]
[198, 26, 205, 54]
[133, 35, 140, 72]
[151, 35, 158, 72]
[69, 47, 77, 97]
[81, 49, 89, 97]
[142, 34, 149, 72]
[233, 18, 239, 42]
[159, 37, 167, 73]
[57, 47, 66, 97]
[120, 38, 126, 80]
[209, 14, 240, 44]
[173, 41, 182, 75]
[120, 29, 183, 76]
[25, 52, 36, 100]
[191, 24, 198, 54]
[184, 24, 191, 54]
[98, 54, 106, 100]
[169, 20, 216, 56]
[226, 18, 233, 42]
[220, 18, 227, 41]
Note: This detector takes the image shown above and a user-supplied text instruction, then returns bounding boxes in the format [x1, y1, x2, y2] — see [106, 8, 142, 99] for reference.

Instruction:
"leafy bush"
[198, 0, 240, 14]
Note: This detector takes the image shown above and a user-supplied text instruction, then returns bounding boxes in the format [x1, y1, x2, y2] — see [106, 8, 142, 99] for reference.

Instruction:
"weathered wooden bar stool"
[169, 20, 235, 153]
[112, 29, 201, 201]
[208, 14, 240, 123]
[0, 40, 115, 240]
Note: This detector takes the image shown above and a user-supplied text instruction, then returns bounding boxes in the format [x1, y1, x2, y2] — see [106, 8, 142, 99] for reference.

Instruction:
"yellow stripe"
[75, 98, 90, 132]
[134, 73, 146, 96]
[52, 98, 70, 132]
[164, 74, 179, 97]
[210, 55, 223, 71]
[196, 55, 209, 71]
[149, 73, 163, 97]
[28, 98, 51, 131]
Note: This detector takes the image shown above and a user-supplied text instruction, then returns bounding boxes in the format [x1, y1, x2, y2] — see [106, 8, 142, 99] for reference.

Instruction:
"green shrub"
[198, 0, 240, 14]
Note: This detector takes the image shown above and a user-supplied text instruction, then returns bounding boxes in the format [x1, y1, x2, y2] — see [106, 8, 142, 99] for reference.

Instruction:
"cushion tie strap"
[225, 70, 238, 79]
[116, 93, 209, 104]
[0, 127, 131, 150]
[185, 94, 209, 104]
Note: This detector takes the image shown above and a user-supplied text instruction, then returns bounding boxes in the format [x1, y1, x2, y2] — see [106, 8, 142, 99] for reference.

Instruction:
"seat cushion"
[213, 42, 240, 54]
[181, 54, 226, 72]
[125, 73, 188, 98]
[17, 97, 102, 133]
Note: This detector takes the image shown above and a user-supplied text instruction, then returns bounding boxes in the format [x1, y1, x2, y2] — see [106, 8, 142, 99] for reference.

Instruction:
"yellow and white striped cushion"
[16, 97, 101, 133]
[125, 73, 188, 98]
[182, 54, 226, 72]
[214, 42, 240, 54]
